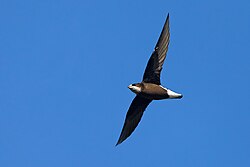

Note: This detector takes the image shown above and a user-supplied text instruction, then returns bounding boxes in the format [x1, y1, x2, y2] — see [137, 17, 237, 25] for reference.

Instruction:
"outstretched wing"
[116, 96, 152, 146]
[143, 14, 170, 85]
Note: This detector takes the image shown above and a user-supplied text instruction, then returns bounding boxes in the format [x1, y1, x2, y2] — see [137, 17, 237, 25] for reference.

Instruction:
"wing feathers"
[116, 14, 171, 145]
[116, 96, 152, 146]
[143, 14, 170, 85]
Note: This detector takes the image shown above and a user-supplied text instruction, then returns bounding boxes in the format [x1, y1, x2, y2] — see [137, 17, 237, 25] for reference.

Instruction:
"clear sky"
[0, 0, 250, 166]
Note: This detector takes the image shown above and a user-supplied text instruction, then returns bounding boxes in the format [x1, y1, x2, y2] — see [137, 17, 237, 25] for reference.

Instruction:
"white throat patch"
[128, 84, 141, 94]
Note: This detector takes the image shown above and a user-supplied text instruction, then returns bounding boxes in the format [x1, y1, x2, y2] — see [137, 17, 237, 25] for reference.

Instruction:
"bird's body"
[129, 82, 181, 100]
[116, 14, 183, 146]
[138, 83, 169, 100]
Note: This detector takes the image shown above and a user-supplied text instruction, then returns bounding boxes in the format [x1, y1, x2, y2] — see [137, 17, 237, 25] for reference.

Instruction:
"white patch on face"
[167, 88, 183, 99]
[128, 84, 141, 94]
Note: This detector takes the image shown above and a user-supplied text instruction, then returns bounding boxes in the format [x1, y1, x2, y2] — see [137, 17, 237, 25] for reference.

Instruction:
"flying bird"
[116, 14, 183, 146]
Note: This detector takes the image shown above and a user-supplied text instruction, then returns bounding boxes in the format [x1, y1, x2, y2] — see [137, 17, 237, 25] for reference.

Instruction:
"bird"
[116, 14, 183, 146]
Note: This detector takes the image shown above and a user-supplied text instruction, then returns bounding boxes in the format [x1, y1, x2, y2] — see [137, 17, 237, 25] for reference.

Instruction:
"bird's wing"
[116, 95, 152, 146]
[143, 14, 170, 85]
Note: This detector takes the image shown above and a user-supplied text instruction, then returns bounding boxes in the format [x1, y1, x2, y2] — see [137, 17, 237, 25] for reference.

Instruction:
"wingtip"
[166, 13, 169, 20]
[115, 140, 121, 146]
[115, 136, 124, 146]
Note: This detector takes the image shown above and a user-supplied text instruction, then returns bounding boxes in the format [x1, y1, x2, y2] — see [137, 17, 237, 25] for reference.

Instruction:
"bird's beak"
[128, 84, 133, 89]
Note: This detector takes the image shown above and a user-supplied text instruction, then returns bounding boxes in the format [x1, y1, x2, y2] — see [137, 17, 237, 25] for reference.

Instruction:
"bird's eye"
[132, 84, 136, 86]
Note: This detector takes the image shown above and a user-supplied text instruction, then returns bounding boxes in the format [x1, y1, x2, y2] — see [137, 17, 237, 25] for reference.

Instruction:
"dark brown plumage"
[116, 14, 182, 146]
[143, 13, 170, 85]
[116, 96, 152, 146]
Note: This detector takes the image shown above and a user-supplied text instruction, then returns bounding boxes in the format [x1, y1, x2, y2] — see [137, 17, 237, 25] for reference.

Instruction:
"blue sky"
[0, 0, 250, 166]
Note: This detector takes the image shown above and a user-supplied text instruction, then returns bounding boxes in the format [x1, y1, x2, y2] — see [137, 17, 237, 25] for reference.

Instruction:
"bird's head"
[128, 83, 142, 94]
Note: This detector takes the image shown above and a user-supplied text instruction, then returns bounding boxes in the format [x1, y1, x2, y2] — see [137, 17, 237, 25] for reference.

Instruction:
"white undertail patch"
[160, 85, 182, 99]
[167, 89, 182, 99]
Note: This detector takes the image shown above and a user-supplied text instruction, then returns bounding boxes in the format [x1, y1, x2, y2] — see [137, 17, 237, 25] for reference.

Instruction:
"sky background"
[0, 0, 250, 166]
